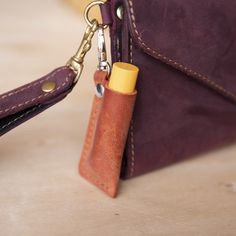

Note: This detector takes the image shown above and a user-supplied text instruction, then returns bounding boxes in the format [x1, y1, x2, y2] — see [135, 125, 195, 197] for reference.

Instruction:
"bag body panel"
[108, 0, 236, 178]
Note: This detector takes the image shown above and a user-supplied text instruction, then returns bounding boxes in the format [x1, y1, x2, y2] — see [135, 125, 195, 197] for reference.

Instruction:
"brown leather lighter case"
[79, 70, 137, 197]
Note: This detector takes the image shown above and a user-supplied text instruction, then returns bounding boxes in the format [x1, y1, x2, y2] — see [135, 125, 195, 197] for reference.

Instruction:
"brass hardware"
[116, 5, 123, 20]
[67, 0, 110, 83]
[67, 19, 99, 83]
[41, 81, 56, 93]
[84, 0, 107, 28]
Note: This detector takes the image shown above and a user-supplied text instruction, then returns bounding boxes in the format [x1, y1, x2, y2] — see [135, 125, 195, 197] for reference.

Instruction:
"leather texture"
[105, 0, 236, 178]
[0, 66, 76, 136]
[100, 3, 113, 26]
[79, 70, 137, 197]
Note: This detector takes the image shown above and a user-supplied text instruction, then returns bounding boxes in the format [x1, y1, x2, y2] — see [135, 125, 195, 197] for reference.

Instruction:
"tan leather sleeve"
[79, 70, 137, 197]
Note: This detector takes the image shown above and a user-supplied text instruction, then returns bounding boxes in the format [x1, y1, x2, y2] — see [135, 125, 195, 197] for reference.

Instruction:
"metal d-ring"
[84, 0, 108, 29]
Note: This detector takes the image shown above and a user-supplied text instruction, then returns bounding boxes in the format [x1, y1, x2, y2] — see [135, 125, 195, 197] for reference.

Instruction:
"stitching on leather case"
[128, 0, 236, 102]
[0, 105, 41, 131]
[81, 97, 110, 192]
[129, 36, 135, 178]
[0, 72, 73, 115]
[0, 67, 67, 100]
[82, 171, 110, 192]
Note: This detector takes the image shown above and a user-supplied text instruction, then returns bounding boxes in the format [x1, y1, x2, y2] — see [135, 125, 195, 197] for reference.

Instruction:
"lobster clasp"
[67, 19, 99, 83]
[97, 26, 110, 73]
[67, 0, 109, 83]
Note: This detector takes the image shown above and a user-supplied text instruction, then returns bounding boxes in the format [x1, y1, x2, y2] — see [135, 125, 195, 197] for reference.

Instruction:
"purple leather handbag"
[1, 0, 236, 184]
[103, 0, 236, 179]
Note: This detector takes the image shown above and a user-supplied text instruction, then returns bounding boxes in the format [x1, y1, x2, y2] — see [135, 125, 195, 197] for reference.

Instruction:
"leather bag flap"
[124, 0, 236, 103]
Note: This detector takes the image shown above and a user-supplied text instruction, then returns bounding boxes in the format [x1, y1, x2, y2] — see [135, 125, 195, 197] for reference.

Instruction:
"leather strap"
[0, 66, 76, 136]
[100, 2, 113, 26]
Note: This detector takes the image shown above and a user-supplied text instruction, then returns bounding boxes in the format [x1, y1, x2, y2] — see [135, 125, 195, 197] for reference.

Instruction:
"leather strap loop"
[100, 2, 113, 26]
[0, 66, 76, 136]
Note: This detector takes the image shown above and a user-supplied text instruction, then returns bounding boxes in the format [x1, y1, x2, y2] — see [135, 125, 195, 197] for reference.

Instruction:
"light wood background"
[65, 0, 102, 19]
[0, 1, 236, 236]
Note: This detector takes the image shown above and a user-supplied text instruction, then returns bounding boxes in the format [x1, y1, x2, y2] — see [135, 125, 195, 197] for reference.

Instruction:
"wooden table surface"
[0, 1, 236, 235]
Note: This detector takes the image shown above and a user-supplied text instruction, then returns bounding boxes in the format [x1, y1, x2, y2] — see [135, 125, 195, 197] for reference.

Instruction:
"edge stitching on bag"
[129, 36, 135, 178]
[128, 0, 236, 103]
[0, 71, 74, 115]
[0, 67, 68, 100]
[0, 105, 42, 131]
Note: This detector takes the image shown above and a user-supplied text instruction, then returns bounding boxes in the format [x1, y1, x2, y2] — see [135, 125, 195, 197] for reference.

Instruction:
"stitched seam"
[0, 67, 67, 100]
[128, 0, 236, 102]
[0, 72, 73, 115]
[81, 97, 110, 192]
[129, 36, 135, 178]
[117, 37, 121, 62]
[0, 105, 42, 131]
[130, 37, 133, 63]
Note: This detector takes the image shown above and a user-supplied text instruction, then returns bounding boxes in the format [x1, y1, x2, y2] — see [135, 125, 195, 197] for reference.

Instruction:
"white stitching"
[0, 71, 73, 114]
[0, 67, 67, 100]
[128, 0, 236, 102]
[130, 120, 135, 178]
[117, 37, 121, 62]
[130, 37, 133, 63]
[0, 105, 41, 131]
[129, 36, 135, 178]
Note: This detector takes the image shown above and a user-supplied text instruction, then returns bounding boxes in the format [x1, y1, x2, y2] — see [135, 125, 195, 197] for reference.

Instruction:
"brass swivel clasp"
[67, 0, 108, 83]
[67, 19, 99, 83]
